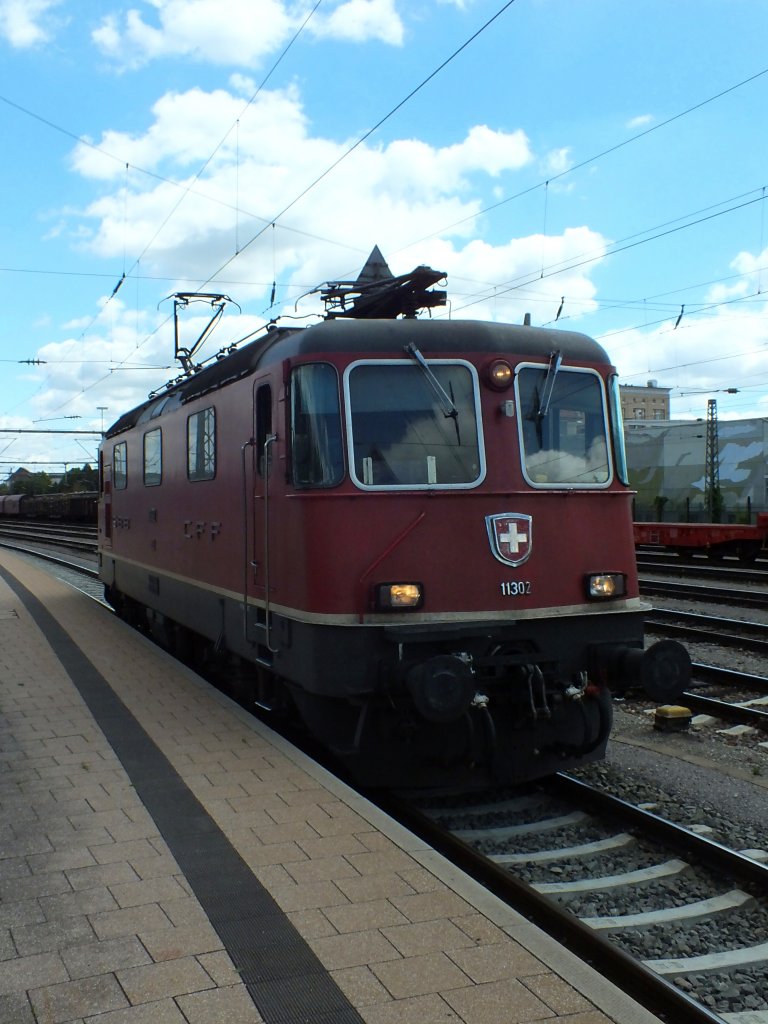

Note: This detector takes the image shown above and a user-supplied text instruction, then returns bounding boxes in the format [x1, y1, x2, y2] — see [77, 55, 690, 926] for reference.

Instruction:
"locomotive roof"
[105, 317, 611, 438]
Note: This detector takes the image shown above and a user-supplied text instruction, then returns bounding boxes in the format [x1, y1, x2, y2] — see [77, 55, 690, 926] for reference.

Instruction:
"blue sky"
[2, 0, 768, 475]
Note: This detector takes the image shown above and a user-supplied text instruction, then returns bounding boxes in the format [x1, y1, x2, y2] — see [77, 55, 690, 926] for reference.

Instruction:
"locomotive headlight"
[586, 573, 627, 599]
[486, 359, 513, 390]
[374, 583, 423, 610]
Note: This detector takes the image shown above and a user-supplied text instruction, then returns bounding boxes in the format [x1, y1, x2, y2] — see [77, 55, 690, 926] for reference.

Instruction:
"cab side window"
[113, 442, 128, 490]
[290, 364, 344, 488]
[143, 429, 162, 486]
[188, 408, 216, 481]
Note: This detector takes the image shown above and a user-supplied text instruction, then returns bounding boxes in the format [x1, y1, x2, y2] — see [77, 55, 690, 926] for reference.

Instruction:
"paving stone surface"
[0, 552, 657, 1024]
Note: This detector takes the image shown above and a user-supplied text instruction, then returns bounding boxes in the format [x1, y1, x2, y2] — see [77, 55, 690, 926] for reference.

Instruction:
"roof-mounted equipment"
[320, 246, 446, 320]
[170, 292, 240, 375]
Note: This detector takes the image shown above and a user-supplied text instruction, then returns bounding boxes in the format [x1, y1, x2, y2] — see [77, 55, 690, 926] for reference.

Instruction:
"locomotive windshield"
[345, 359, 484, 489]
[516, 364, 611, 486]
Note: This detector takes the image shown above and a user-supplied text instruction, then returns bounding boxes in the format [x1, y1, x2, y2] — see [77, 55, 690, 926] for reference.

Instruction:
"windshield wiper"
[536, 349, 562, 421]
[403, 343, 458, 419]
[403, 342, 461, 446]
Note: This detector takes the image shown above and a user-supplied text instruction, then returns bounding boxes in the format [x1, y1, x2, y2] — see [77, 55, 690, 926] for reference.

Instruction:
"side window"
[143, 428, 162, 486]
[290, 364, 344, 488]
[187, 407, 216, 481]
[608, 375, 629, 485]
[255, 384, 272, 478]
[113, 442, 127, 490]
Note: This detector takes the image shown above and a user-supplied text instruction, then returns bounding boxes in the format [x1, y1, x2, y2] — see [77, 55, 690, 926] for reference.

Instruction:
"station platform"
[0, 549, 661, 1024]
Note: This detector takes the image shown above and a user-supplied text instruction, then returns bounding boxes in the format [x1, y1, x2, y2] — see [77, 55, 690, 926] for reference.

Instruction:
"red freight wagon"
[634, 514, 768, 561]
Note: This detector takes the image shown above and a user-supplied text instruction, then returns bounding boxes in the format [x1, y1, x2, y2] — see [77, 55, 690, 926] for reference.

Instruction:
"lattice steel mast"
[704, 398, 721, 522]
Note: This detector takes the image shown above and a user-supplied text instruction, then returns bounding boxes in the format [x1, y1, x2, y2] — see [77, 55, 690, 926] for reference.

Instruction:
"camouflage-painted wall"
[625, 418, 768, 522]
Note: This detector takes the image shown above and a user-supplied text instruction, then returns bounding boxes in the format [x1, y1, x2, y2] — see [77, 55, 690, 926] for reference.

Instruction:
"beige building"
[620, 380, 670, 421]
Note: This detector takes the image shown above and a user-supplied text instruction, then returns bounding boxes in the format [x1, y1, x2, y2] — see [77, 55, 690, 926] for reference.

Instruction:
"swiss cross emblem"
[485, 513, 533, 567]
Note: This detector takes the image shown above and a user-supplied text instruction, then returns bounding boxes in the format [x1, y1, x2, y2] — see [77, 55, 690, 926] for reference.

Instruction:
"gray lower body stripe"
[0, 565, 363, 1024]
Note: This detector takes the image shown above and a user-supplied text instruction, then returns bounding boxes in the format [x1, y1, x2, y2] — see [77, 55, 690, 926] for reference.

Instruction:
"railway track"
[639, 576, 768, 608]
[637, 554, 768, 586]
[646, 609, 768, 654]
[386, 774, 768, 1023]
[0, 520, 97, 554]
[642, 609, 768, 731]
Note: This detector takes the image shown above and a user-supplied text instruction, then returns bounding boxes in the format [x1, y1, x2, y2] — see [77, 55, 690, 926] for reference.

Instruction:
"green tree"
[15, 472, 52, 496]
[62, 464, 98, 492]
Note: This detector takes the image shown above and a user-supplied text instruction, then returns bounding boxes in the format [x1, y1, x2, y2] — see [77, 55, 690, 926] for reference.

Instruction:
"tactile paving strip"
[0, 565, 365, 1024]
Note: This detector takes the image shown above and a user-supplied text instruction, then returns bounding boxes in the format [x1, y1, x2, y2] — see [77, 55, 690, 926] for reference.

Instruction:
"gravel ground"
[570, 590, 768, 1015]
[571, 698, 768, 852]
[571, 582, 768, 849]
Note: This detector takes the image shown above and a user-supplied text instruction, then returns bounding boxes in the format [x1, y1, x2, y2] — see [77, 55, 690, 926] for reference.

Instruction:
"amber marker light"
[375, 583, 423, 610]
[486, 359, 513, 389]
[586, 573, 627, 600]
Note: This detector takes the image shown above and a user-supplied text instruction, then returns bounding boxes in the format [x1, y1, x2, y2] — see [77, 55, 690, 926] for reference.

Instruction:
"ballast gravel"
[567, 604, 768, 1018]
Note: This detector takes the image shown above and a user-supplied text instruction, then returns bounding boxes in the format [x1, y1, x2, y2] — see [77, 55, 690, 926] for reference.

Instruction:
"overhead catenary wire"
[4, 0, 526, 441]
[448, 188, 768, 317]
[194, 0, 522, 292]
[0, 0, 327, 429]
[4, 22, 764, 338]
[4, 10, 768, 457]
[398, 64, 768, 254]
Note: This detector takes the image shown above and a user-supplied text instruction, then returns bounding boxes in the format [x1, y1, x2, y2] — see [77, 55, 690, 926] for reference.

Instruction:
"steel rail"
[0, 538, 99, 578]
[645, 610, 768, 654]
[379, 790, 731, 1024]
[690, 661, 768, 696]
[637, 554, 768, 579]
[639, 577, 768, 607]
[679, 690, 768, 728]
[550, 773, 768, 889]
[0, 524, 97, 554]
[651, 620, 768, 653]
[647, 607, 768, 635]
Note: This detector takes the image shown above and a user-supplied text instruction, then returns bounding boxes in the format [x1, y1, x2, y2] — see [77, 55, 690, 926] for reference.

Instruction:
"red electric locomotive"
[98, 255, 689, 789]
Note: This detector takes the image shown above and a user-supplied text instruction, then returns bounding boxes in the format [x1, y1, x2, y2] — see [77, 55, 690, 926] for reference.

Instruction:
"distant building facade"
[620, 380, 670, 421]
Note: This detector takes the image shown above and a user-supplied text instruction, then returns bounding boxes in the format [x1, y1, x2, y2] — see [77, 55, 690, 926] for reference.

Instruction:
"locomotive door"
[99, 459, 112, 550]
[246, 379, 277, 651]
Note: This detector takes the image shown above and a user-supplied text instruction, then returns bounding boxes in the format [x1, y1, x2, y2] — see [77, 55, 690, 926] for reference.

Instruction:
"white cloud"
[92, 0, 296, 69]
[24, 298, 269, 442]
[606, 288, 768, 420]
[92, 0, 404, 70]
[379, 126, 532, 198]
[310, 0, 404, 45]
[627, 113, 654, 130]
[704, 245, 768, 303]
[543, 146, 572, 177]
[729, 245, 768, 284]
[409, 228, 605, 324]
[35, 79, 611, 423]
[67, 86, 536, 283]
[70, 83, 308, 180]
[0, 0, 62, 47]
